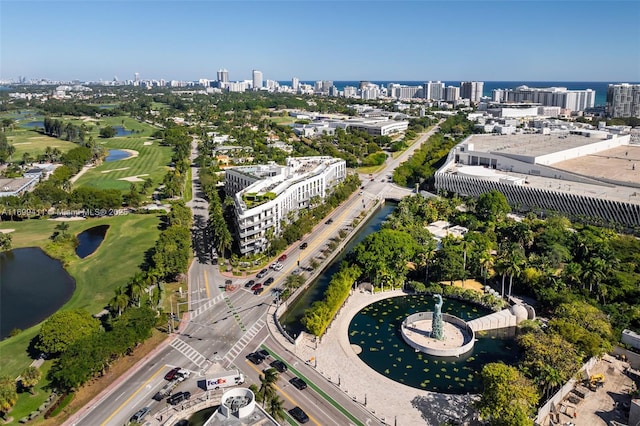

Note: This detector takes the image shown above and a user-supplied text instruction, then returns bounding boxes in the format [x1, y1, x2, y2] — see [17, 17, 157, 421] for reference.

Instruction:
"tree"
[99, 126, 117, 138]
[0, 376, 17, 420]
[35, 309, 102, 356]
[477, 363, 539, 426]
[476, 190, 511, 222]
[0, 233, 11, 252]
[55, 221, 70, 236]
[258, 369, 279, 407]
[267, 394, 285, 421]
[109, 286, 130, 316]
[19, 367, 41, 395]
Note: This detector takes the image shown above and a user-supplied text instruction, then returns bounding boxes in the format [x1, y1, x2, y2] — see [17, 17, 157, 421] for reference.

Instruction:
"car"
[167, 391, 191, 405]
[251, 283, 262, 291]
[164, 367, 181, 381]
[272, 263, 283, 271]
[244, 279, 256, 288]
[299, 242, 308, 250]
[264, 277, 275, 285]
[257, 349, 270, 358]
[257, 268, 268, 278]
[173, 420, 189, 426]
[254, 288, 264, 295]
[292, 268, 301, 275]
[288, 406, 309, 423]
[325, 218, 334, 225]
[129, 407, 151, 424]
[246, 352, 265, 365]
[175, 369, 190, 381]
[289, 377, 307, 390]
[270, 360, 287, 373]
[278, 254, 288, 262]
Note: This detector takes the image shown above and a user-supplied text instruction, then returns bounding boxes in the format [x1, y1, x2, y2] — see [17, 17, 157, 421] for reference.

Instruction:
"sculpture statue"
[432, 294, 444, 340]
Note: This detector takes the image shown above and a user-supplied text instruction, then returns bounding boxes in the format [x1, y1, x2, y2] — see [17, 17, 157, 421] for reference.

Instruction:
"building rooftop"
[552, 145, 640, 186]
[0, 177, 36, 193]
[464, 132, 610, 160]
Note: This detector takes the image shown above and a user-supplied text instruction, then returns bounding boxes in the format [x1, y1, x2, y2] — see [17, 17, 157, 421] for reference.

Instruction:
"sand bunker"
[118, 174, 149, 182]
[0, 229, 15, 234]
[143, 141, 153, 146]
[48, 217, 86, 221]
[101, 167, 130, 174]
[13, 142, 32, 145]
[120, 149, 139, 159]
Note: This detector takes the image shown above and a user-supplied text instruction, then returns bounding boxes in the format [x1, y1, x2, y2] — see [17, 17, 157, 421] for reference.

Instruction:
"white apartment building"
[343, 86, 358, 98]
[607, 83, 640, 118]
[388, 84, 421, 100]
[424, 81, 445, 101]
[460, 81, 484, 103]
[445, 86, 460, 102]
[225, 157, 347, 255]
[492, 86, 595, 111]
[252, 70, 263, 90]
[217, 69, 229, 83]
[291, 77, 299, 91]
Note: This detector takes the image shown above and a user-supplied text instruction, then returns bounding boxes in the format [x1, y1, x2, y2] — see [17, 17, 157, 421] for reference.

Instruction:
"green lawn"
[0, 213, 163, 377]
[5, 131, 78, 161]
[2, 361, 55, 425]
[74, 138, 171, 191]
[268, 116, 296, 125]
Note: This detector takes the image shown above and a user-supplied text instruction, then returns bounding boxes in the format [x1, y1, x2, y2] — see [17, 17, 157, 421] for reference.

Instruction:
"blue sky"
[1, 1, 639, 82]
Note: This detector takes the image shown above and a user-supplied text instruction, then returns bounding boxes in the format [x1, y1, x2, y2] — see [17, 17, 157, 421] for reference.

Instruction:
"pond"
[0, 248, 76, 339]
[105, 149, 132, 162]
[348, 295, 521, 394]
[114, 126, 133, 136]
[75, 225, 109, 259]
[20, 120, 44, 129]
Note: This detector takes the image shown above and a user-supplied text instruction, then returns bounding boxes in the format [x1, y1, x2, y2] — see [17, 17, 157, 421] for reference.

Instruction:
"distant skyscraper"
[445, 86, 460, 102]
[607, 84, 640, 118]
[134, 72, 140, 82]
[460, 81, 484, 103]
[423, 81, 445, 101]
[252, 70, 263, 90]
[217, 69, 229, 83]
[292, 77, 299, 91]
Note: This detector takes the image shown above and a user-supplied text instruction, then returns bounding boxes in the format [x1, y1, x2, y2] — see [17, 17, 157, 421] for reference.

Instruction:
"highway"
[67, 123, 441, 426]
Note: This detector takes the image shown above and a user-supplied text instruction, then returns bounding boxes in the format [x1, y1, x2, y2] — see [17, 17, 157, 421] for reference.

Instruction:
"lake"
[0, 247, 76, 339]
[75, 225, 109, 258]
[105, 149, 132, 162]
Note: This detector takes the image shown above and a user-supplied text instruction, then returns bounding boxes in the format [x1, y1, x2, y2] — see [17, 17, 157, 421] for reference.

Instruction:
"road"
[68, 124, 440, 426]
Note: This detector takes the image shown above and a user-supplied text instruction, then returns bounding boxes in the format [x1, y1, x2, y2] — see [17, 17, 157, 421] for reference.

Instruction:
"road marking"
[246, 362, 322, 426]
[204, 270, 211, 299]
[100, 365, 165, 426]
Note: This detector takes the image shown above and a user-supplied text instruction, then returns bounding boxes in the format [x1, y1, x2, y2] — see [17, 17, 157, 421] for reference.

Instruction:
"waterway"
[0, 248, 76, 339]
[75, 225, 109, 258]
[279, 202, 397, 337]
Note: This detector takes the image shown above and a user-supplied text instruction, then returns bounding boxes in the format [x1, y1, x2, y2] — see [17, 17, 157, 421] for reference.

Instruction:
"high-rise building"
[492, 86, 595, 111]
[134, 72, 140, 83]
[445, 86, 460, 102]
[217, 69, 229, 83]
[460, 81, 484, 103]
[607, 84, 640, 118]
[252, 70, 263, 90]
[423, 81, 445, 101]
[292, 77, 299, 91]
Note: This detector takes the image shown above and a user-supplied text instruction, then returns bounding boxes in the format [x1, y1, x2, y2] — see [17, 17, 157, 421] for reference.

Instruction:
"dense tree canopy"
[35, 309, 102, 356]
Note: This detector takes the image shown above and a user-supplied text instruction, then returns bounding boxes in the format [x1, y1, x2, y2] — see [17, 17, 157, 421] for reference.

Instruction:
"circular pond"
[348, 294, 521, 394]
[0, 248, 76, 339]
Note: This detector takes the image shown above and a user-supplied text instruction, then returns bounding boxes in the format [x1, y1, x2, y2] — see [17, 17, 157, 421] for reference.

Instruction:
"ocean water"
[278, 80, 640, 106]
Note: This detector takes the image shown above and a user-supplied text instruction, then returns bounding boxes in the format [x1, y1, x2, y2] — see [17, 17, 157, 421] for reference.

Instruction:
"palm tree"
[0, 375, 17, 420]
[562, 262, 583, 291]
[127, 273, 146, 308]
[19, 367, 41, 395]
[55, 221, 70, 236]
[506, 249, 525, 299]
[582, 257, 607, 294]
[267, 395, 285, 421]
[479, 249, 494, 285]
[109, 286, 130, 316]
[494, 256, 509, 299]
[258, 369, 279, 407]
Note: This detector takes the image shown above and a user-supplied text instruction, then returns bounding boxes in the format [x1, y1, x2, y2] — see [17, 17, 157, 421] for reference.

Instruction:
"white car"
[273, 263, 284, 271]
[176, 369, 191, 381]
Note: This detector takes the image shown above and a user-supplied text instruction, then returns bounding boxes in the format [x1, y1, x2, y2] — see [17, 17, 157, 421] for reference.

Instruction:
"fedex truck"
[206, 371, 245, 390]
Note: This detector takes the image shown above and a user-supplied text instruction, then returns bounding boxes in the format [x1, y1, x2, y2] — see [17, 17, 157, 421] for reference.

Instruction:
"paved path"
[267, 289, 479, 425]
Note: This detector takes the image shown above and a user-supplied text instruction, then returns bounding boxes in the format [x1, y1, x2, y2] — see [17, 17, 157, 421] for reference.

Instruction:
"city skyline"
[1, 1, 639, 82]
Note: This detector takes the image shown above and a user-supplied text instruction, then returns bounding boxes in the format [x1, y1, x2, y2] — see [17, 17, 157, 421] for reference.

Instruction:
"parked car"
[270, 360, 287, 373]
[164, 367, 181, 381]
[246, 352, 265, 365]
[288, 406, 309, 423]
[257, 349, 270, 358]
[264, 277, 275, 285]
[129, 407, 150, 424]
[325, 218, 334, 225]
[257, 268, 268, 278]
[289, 377, 307, 390]
[278, 254, 288, 262]
[254, 288, 264, 295]
[299, 242, 308, 250]
[244, 279, 255, 288]
[251, 283, 262, 291]
[167, 391, 191, 405]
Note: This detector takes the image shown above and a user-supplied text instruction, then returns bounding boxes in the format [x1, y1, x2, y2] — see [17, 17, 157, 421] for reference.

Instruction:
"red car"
[164, 367, 181, 381]
[278, 254, 288, 262]
[251, 283, 262, 292]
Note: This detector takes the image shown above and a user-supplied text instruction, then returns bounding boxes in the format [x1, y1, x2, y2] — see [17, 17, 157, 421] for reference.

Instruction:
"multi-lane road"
[67, 123, 441, 426]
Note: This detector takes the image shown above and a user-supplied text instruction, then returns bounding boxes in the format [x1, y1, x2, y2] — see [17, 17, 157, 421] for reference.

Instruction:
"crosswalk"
[222, 319, 266, 367]
[170, 338, 210, 369]
[191, 293, 225, 318]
